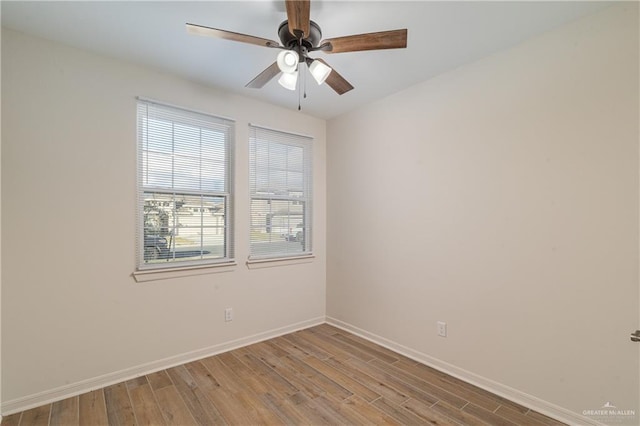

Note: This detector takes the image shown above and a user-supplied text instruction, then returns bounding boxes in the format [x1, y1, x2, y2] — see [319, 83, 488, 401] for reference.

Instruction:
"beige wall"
[0, 23, 3, 416]
[1, 28, 326, 406]
[327, 3, 638, 423]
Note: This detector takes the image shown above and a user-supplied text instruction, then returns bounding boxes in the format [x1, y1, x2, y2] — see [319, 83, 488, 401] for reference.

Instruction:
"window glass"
[249, 125, 312, 259]
[137, 100, 234, 269]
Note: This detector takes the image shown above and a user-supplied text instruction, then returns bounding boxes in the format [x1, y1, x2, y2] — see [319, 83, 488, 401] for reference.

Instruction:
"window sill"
[132, 261, 237, 282]
[246, 254, 315, 269]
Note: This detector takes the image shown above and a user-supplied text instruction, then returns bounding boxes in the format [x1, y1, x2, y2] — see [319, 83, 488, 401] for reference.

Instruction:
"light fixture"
[277, 50, 299, 74]
[308, 59, 332, 85]
[278, 70, 298, 90]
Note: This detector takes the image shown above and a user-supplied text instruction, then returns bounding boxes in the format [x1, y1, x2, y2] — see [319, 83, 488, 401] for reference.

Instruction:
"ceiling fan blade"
[285, 0, 310, 38]
[245, 62, 281, 89]
[186, 23, 280, 48]
[315, 59, 354, 95]
[321, 29, 407, 53]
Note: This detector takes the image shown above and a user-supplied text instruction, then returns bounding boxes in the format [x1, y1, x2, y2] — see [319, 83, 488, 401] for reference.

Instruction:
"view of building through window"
[143, 193, 227, 262]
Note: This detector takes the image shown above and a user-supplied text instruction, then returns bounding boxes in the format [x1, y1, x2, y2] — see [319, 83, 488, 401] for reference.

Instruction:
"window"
[137, 99, 234, 270]
[249, 125, 313, 259]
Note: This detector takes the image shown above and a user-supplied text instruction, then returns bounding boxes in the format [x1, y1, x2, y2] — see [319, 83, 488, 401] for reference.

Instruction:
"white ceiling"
[1, 1, 609, 119]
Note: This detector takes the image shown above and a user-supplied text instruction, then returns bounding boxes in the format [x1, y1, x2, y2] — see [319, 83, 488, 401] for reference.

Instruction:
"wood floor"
[3, 324, 565, 426]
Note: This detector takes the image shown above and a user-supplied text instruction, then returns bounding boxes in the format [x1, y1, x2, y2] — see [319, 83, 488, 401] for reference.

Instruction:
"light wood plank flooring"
[3, 324, 566, 425]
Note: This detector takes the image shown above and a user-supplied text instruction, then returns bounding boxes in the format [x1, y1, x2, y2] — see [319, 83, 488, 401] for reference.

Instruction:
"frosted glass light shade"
[278, 71, 298, 90]
[309, 60, 332, 85]
[277, 50, 299, 74]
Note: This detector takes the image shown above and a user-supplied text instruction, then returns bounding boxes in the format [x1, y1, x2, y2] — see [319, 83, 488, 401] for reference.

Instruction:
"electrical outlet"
[437, 321, 447, 337]
[224, 308, 233, 322]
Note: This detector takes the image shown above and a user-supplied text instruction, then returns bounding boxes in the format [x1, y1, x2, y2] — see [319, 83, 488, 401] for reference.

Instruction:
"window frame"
[248, 124, 313, 261]
[136, 98, 235, 272]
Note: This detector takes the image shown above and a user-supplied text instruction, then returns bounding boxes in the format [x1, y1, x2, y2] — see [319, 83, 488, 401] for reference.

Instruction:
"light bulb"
[278, 70, 298, 90]
[309, 60, 332, 85]
[276, 50, 299, 74]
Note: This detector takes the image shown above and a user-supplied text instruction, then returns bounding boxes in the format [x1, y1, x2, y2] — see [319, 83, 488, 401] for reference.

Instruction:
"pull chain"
[298, 60, 308, 111]
[298, 74, 301, 111]
[303, 64, 307, 99]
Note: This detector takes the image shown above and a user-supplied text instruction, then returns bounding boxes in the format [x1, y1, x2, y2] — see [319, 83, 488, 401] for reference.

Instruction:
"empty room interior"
[1, 1, 639, 425]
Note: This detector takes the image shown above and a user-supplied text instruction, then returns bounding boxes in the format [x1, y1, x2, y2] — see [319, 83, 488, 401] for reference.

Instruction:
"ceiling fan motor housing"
[278, 20, 322, 54]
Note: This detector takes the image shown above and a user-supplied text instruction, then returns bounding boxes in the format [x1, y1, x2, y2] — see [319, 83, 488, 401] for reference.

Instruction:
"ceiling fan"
[186, 0, 408, 96]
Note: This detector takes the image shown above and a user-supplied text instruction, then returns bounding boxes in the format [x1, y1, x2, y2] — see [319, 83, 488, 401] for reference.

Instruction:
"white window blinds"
[249, 125, 313, 259]
[137, 99, 234, 269]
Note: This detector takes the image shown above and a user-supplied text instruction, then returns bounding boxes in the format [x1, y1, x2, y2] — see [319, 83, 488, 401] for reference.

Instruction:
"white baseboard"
[1, 316, 324, 416]
[326, 316, 603, 426]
